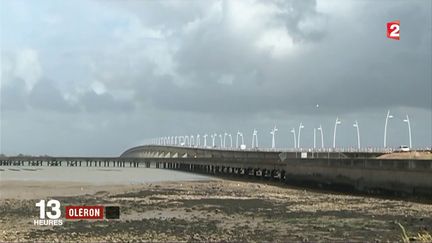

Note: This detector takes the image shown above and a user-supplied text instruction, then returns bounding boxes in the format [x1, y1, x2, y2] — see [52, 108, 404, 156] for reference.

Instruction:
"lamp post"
[290, 128, 297, 149]
[196, 134, 200, 147]
[403, 115, 412, 148]
[219, 134, 223, 148]
[270, 125, 278, 149]
[203, 134, 208, 147]
[228, 134, 233, 148]
[190, 135, 194, 147]
[252, 129, 258, 148]
[353, 120, 360, 149]
[317, 125, 324, 148]
[297, 123, 304, 149]
[313, 128, 316, 149]
[236, 131, 241, 148]
[384, 110, 394, 148]
[211, 134, 216, 147]
[333, 117, 341, 148]
[223, 132, 228, 148]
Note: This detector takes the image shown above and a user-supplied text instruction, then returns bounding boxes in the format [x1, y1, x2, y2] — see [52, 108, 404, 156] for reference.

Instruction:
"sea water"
[0, 166, 213, 185]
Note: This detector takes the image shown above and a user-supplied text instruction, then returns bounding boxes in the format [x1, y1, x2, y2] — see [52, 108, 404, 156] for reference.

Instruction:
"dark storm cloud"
[1, 0, 431, 156]
[142, 0, 431, 116]
[28, 79, 78, 112]
[1, 78, 76, 112]
[274, 0, 327, 42]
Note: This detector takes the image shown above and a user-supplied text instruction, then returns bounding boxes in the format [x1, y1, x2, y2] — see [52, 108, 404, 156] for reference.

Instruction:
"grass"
[397, 223, 432, 243]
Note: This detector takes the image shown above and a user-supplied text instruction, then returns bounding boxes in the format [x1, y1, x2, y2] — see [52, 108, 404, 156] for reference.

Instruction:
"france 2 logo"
[387, 20, 400, 40]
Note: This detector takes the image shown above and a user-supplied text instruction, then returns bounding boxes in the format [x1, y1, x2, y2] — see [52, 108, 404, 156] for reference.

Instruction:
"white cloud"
[91, 81, 107, 95]
[13, 48, 42, 91]
[254, 27, 296, 58]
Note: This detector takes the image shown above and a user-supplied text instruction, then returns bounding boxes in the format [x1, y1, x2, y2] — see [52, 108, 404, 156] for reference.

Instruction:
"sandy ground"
[378, 151, 432, 160]
[0, 179, 431, 242]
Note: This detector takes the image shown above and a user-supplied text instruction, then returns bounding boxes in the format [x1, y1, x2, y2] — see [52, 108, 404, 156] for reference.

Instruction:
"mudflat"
[0, 179, 431, 242]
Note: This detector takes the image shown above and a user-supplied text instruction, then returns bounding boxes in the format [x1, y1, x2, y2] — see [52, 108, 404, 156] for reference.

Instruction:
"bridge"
[1, 145, 431, 198]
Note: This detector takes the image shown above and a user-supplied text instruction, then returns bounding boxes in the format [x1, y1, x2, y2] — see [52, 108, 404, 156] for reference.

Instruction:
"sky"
[0, 0, 431, 156]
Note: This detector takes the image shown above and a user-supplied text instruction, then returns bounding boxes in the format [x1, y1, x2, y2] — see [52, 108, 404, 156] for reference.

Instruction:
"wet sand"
[1, 179, 431, 242]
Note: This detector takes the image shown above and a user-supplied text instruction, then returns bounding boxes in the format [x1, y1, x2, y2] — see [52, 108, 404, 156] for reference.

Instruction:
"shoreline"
[0, 179, 217, 200]
[1, 179, 431, 242]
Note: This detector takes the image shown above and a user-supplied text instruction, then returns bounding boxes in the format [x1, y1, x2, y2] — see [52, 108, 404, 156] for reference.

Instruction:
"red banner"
[65, 206, 104, 219]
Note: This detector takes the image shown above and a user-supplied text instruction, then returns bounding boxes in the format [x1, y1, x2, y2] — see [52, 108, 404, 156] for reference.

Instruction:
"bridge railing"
[146, 144, 400, 153]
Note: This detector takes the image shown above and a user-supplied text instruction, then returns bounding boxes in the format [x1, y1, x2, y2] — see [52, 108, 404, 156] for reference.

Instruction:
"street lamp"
[185, 136, 190, 146]
[333, 117, 341, 148]
[384, 110, 394, 148]
[403, 115, 412, 148]
[313, 128, 316, 149]
[236, 131, 245, 148]
[219, 134, 223, 148]
[228, 134, 233, 148]
[203, 134, 208, 147]
[290, 128, 297, 149]
[297, 123, 304, 149]
[353, 120, 360, 149]
[211, 133, 216, 147]
[317, 125, 324, 148]
[196, 134, 200, 147]
[252, 129, 258, 148]
[270, 125, 278, 149]
[190, 135, 195, 147]
[223, 132, 228, 148]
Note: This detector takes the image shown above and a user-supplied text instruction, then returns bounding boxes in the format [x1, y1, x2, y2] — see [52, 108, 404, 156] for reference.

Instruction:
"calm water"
[0, 166, 214, 185]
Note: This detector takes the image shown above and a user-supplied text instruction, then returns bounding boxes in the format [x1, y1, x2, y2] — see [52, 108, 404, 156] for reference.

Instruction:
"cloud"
[1, 49, 42, 91]
[28, 79, 77, 112]
[144, 0, 431, 115]
[79, 91, 135, 113]
[0, 78, 28, 111]
[1, 0, 431, 155]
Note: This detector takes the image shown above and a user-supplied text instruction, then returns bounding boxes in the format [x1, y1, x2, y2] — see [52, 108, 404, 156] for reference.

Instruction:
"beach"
[1, 178, 431, 242]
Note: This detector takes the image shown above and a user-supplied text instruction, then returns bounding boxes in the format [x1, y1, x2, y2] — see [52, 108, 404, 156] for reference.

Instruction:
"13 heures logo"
[34, 199, 63, 226]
